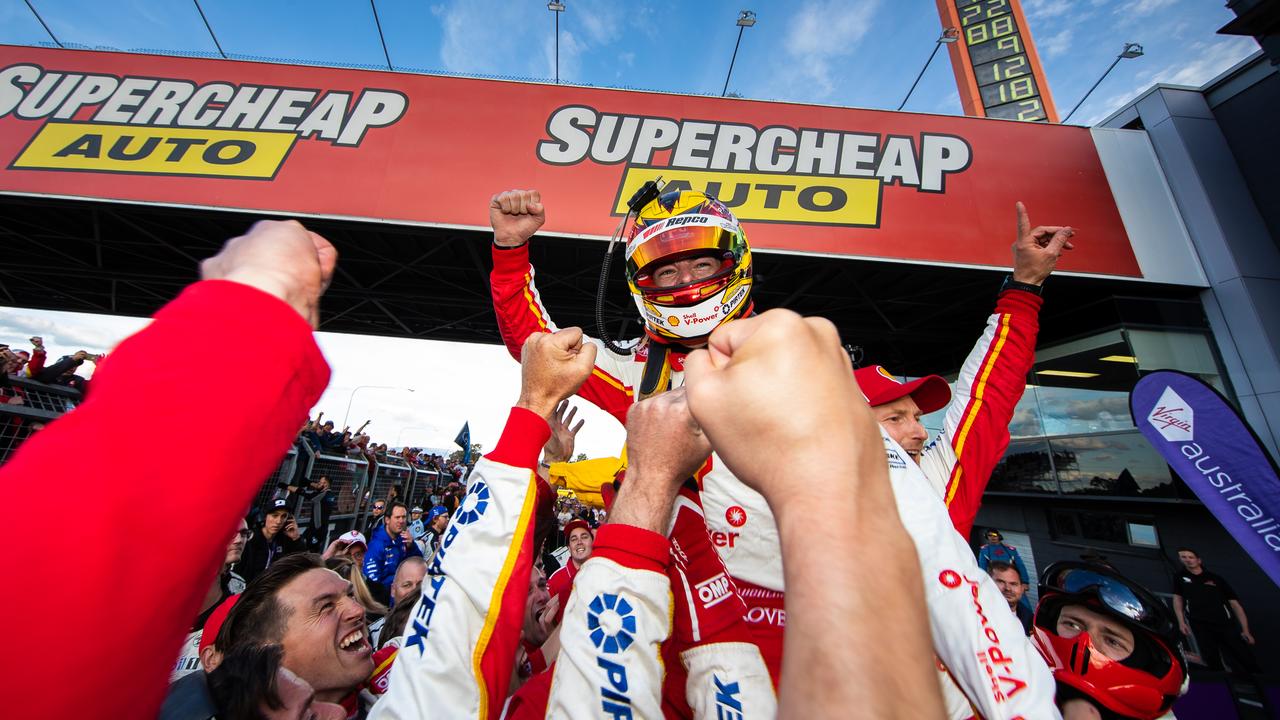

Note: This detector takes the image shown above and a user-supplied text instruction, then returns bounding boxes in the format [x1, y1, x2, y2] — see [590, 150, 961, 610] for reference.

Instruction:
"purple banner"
[1131, 371, 1280, 587]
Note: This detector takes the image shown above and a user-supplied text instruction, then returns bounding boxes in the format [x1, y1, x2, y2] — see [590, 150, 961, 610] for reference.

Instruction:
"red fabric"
[546, 556, 579, 625]
[490, 243, 641, 426]
[503, 664, 555, 720]
[484, 406, 550, 469]
[944, 288, 1041, 538]
[0, 280, 330, 720]
[475, 405, 548, 719]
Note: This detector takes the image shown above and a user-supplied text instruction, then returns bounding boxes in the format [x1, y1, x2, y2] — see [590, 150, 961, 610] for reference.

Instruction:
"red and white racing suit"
[371, 407, 550, 720]
[491, 243, 1058, 719]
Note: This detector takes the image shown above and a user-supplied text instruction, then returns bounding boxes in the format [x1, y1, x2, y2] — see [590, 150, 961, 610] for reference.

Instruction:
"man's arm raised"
[936, 202, 1074, 537]
[684, 310, 943, 719]
[548, 387, 710, 719]
[373, 327, 593, 720]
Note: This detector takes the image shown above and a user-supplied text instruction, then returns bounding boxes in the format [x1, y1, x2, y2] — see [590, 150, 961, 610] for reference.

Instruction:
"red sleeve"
[490, 243, 554, 361]
[0, 280, 330, 720]
[489, 242, 635, 427]
[944, 289, 1041, 538]
[25, 347, 45, 376]
[592, 524, 671, 572]
[485, 406, 551, 469]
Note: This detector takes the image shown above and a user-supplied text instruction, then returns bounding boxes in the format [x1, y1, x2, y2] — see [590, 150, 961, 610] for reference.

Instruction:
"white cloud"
[1132, 0, 1176, 15]
[0, 305, 627, 459]
[1039, 29, 1073, 59]
[434, 0, 626, 82]
[1023, 0, 1074, 21]
[768, 0, 881, 100]
[1077, 35, 1259, 124]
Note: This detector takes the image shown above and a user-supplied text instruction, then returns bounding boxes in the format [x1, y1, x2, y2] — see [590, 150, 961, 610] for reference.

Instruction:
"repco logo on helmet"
[2, 63, 407, 179]
[537, 104, 973, 228]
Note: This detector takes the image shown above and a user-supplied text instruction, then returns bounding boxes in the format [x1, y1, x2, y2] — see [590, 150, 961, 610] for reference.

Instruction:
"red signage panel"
[0, 45, 1139, 277]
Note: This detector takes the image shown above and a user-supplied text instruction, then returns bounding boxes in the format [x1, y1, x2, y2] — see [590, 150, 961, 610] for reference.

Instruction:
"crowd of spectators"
[2, 208, 1272, 720]
[1, 335, 102, 399]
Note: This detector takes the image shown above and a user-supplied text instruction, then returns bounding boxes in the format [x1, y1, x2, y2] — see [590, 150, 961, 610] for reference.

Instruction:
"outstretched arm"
[488, 188, 639, 426]
[549, 387, 711, 719]
[372, 328, 595, 720]
[937, 202, 1074, 537]
[2, 220, 335, 720]
[685, 310, 943, 719]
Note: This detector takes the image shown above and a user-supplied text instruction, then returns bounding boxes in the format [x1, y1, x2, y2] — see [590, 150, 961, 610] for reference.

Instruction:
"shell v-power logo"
[1, 63, 407, 180]
[536, 104, 974, 228]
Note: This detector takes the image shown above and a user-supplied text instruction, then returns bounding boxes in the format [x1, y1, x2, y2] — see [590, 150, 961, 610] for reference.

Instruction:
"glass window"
[987, 439, 1057, 494]
[1127, 522, 1159, 547]
[1050, 432, 1179, 498]
[1129, 329, 1227, 394]
[1078, 512, 1126, 543]
[1009, 391, 1044, 439]
[1050, 510, 1077, 538]
[1032, 386, 1135, 436]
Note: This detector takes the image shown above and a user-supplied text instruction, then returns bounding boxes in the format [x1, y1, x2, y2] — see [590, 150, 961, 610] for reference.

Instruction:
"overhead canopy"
[0, 45, 1208, 375]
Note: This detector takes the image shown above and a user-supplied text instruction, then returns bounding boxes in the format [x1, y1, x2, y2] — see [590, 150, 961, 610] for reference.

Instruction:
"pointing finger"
[1016, 201, 1030, 240]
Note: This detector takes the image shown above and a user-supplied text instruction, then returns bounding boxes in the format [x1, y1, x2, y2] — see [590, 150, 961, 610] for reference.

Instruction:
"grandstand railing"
[408, 468, 442, 510]
[300, 444, 371, 534]
[0, 377, 83, 465]
[359, 457, 415, 531]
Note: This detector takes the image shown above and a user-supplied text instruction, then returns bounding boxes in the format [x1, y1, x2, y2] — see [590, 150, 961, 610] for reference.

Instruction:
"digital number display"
[948, 0, 1052, 122]
[984, 98, 1048, 122]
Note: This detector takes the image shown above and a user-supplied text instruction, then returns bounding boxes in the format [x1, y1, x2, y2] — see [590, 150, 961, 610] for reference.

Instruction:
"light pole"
[1061, 43, 1144, 124]
[548, 1, 565, 84]
[722, 10, 756, 97]
[898, 27, 959, 111]
[342, 385, 414, 429]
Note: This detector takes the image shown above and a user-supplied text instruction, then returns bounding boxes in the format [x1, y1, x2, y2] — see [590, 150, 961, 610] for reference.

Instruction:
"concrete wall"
[1101, 60, 1280, 457]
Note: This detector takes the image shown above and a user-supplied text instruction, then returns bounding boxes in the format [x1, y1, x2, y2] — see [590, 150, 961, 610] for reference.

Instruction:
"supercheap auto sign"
[0, 45, 1140, 276]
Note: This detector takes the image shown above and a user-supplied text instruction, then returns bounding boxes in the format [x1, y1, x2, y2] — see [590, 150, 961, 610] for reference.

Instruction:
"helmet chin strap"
[638, 342, 672, 400]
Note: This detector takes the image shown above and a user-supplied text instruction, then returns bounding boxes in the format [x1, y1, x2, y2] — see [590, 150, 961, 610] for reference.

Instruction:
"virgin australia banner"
[1131, 371, 1280, 587]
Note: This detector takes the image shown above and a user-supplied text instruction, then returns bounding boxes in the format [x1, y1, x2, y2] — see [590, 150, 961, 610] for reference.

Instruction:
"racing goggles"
[626, 216, 740, 281]
[1040, 562, 1177, 641]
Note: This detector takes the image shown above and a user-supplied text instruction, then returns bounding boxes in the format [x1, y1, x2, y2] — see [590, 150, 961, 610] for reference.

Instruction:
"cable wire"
[369, 0, 393, 70]
[23, 0, 62, 48]
[192, 0, 226, 59]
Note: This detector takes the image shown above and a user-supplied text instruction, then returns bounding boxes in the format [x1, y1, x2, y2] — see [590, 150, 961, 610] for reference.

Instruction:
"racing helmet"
[1031, 562, 1186, 719]
[624, 190, 752, 344]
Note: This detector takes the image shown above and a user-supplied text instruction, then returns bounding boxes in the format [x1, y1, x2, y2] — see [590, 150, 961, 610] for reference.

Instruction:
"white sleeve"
[547, 524, 672, 719]
[882, 429, 1061, 720]
[372, 409, 546, 720]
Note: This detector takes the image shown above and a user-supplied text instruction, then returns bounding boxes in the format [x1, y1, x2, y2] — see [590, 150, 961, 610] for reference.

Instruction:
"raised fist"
[200, 219, 337, 328]
[489, 189, 545, 248]
[517, 328, 597, 419]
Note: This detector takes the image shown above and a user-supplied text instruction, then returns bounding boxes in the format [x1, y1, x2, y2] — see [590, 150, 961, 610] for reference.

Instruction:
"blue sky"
[0, 0, 1264, 457]
[0, 0, 1261, 124]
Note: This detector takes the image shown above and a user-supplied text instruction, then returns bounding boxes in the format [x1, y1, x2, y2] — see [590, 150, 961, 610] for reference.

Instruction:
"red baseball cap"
[198, 594, 240, 654]
[853, 365, 951, 414]
[563, 519, 593, 537]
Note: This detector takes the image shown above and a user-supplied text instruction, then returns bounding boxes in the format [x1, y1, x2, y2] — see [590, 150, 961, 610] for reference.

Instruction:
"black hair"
[379, 587, 421, 650]
[206, 643, 286, 719]
[986, 561, 1019, 577]
[1175, 547, 1199, 558]
[217, 553, 326, 651]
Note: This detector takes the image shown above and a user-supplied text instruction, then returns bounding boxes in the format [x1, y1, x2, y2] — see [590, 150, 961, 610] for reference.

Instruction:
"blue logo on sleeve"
[453, 481, 491, 525]
[587, 592, 637, 654]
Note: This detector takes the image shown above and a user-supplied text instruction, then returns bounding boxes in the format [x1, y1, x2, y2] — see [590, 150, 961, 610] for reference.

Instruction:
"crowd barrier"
[0, 377, 81, 465]
[407, 468, 442, 510]
[359, 457, 416, 531]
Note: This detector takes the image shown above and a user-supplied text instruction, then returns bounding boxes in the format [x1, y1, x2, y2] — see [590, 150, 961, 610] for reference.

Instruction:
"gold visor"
[627, 223, 736, 276]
